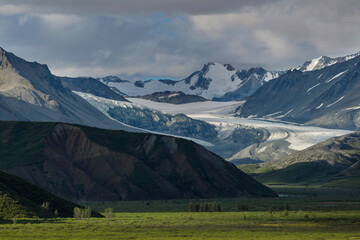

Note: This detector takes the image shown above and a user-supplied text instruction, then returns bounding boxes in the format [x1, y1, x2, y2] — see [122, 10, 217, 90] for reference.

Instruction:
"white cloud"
[39, 14, 83, 30]
[1, 0, 360, 78]
[0, 4, 28, 16]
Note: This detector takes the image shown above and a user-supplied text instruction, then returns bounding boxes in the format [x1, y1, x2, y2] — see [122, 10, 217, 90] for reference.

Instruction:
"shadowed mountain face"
[0, 121, 276, 201]
[0, 47, 127, 130]
[137, 91, 207, 104]
[238, 55, 360, 130]
[60, 76, 128, 102]
[252, 132, 360, 188]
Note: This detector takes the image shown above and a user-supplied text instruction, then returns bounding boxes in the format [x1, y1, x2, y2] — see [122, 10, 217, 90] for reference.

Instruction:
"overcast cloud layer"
[1, 0, 360, 79]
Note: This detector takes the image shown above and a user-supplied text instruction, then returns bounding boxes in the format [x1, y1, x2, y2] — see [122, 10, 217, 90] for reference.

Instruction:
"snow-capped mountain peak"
[296, 52, 360, 72]
[100, 62, 281, 101]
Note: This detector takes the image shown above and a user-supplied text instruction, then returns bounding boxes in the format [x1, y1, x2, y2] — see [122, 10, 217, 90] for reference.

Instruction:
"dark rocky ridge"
[137, 91, 206, 104]
[0, 121, 276, 201]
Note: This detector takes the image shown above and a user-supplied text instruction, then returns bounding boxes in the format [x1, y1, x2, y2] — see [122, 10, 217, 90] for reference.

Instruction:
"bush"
[54, 209, 59, 218]
[82, 207, 91, 220]
[39, 201, 52, 220]
[74, 207, 82, 220]
[188, 202, 221, 212]
[73, 207, 92, 220]
[104, 208, 114, 222]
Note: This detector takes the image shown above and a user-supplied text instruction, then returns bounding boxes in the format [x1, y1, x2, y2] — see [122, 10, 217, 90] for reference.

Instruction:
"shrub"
[104, 208, 114, 223]
[189, 202, 221, 212]
[74, 207, 82, 220]
[39, 201, 51, 220]
[54, 209, 59, 218]
[74, 207, 92, 220]
[83, 207, 91, 220]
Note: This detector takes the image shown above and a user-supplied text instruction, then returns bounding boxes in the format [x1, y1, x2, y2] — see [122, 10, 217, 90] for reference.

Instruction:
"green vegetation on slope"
[0, 170, 102, 218]
[254, 161, 342, 186]
[242, 132, 360, 188]
[0, 121, 56, 169]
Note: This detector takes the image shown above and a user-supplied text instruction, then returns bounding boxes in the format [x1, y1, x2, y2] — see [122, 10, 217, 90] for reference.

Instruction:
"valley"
[2, 1, 360, 239]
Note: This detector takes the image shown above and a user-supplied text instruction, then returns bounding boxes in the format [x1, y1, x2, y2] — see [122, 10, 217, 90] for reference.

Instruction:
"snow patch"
[168, 93, 181, 98]
[325, 70, 348, 83]
[257, 146, 267, 153]
[276, 109, 293, 118]
[305, 57, 321, 71]
[307, 83, 320, 92]
[316, 103, 324, 109]
[326, 96, 344, 108]
[344, 105, 360, 111]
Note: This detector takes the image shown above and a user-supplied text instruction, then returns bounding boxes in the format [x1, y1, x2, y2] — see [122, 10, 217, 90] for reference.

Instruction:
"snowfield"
[129, 98, 352, 151]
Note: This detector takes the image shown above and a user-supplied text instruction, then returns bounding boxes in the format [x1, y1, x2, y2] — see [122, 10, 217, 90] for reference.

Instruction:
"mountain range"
[1, 45, 360, 196]
[238, 53, 360, 130]
[100, 62, 281, 101]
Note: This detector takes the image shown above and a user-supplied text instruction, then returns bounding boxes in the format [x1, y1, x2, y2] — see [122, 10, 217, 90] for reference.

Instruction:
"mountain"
[0, 47, 128, 130]
[137, 91, 207, 104]
[100, 63, 281, 101]
[0, 170, 102, 218]
[0, 121, 276, 201]
[60, 76, 128, 101]
[296, 52, 360, 72]
[238, 53, 360, 130]
[249, 132, 360, 188]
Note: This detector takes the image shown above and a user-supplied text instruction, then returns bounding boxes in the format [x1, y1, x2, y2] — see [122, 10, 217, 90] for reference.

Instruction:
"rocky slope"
[100, 63, 281, 101]
[0, 47, 128, 130]
[0, 121, 276, 201]
[238, 53, 360, 130]
[60, 76, 128, 101]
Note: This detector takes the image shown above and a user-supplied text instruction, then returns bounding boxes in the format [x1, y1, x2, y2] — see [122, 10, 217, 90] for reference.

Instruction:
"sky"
[1, 0, 360, 80]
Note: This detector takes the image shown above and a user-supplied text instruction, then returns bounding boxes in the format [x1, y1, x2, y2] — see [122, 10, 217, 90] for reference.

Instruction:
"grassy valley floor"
[0, 211, 360, 239]
[1, 187, 360, 240]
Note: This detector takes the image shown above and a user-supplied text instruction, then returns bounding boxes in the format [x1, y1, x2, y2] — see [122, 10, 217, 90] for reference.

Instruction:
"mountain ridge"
[0, 121, 277, 201]
[100, 62, 281, 101]
[238, 53, 360, 130]
[0, 47, 131, 131]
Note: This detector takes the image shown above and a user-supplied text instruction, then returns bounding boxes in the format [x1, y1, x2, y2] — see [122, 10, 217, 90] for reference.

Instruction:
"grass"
[80, 187, 360, 213]
[0, 211, 359, 239]
[0, 187, 359, 239]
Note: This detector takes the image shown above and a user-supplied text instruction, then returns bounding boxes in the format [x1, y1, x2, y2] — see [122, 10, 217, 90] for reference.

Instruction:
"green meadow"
[0, 211, 360, 240]
[1, 187, 360, 240]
